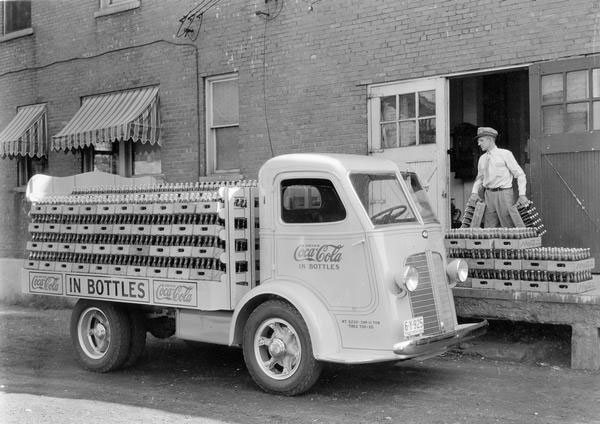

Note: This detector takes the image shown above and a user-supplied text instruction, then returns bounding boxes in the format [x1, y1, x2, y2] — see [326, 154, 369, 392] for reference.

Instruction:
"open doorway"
[448, 69, 530, 228]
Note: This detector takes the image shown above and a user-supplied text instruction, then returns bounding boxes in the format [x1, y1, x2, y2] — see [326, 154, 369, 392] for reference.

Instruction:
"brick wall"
[1, 0, 599, 258]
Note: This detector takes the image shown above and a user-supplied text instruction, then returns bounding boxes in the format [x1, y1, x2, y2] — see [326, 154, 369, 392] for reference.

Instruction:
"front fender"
[229, 279, 341, 361]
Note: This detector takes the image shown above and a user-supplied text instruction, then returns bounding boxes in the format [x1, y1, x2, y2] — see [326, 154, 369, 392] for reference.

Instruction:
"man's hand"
[469, 192, 483, 203]
[516, 195, 529, 208]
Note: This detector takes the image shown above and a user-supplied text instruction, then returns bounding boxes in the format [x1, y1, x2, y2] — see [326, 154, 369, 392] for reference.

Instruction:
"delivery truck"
[22, 153, 486, 395]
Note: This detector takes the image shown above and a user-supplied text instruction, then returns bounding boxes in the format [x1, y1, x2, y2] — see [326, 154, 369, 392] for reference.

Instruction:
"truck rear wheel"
[242, 300, 322, 395]
[70, 300, 132, 372]
[122, 308, 146, 368]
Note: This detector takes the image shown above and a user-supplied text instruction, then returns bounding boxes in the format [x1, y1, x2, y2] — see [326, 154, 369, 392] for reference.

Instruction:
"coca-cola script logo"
[294, 244, 343, 263]
[31, 275, 61, 292]
[155, 283, 195, 305]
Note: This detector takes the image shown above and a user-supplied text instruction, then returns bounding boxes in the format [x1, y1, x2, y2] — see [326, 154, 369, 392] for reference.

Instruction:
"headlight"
[446, 259, 468, 286]
[395, 265, 419, 295]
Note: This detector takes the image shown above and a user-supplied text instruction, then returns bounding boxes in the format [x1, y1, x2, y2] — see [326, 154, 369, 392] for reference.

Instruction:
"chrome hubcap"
[254, 318, 301, 380]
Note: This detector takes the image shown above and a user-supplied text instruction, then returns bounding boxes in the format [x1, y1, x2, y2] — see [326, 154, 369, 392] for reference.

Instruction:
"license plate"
[403, 316, 424, 337]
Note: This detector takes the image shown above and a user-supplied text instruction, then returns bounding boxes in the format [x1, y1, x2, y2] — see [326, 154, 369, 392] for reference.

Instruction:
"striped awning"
[52, 86, 160, 151]
[0, 103, 47, 158]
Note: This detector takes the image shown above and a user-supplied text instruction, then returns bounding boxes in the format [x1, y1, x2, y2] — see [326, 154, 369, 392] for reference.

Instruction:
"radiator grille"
[405, 252, 441, 336]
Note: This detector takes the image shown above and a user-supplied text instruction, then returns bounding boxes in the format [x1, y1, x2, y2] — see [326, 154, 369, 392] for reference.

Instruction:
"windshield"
[350, 172, 438, 226]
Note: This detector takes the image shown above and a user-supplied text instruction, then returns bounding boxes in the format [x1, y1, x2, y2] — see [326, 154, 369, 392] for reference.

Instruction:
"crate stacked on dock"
[460, 198, 486, 228]
[508, 200, 547, 236]
[24, 180, 258, 288]
[445, 228, 595, 293]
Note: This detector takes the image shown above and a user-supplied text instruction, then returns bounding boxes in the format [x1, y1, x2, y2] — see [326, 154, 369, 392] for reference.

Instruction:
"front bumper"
[392, 320, 488, 359]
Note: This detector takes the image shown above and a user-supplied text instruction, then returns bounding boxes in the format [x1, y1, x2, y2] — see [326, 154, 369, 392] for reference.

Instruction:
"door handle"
[352, 239, 365, 247]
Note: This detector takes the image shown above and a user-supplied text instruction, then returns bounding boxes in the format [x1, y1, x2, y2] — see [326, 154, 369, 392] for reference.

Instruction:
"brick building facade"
[1, 0, 599, 275]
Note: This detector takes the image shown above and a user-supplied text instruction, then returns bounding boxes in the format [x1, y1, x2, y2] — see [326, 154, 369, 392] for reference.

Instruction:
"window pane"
[565, 102, 588, 133]
[593, 69, 600, 98]
[281, 178, 346, 223]
[4, 1, 31, 34]
[381, 123, 397, 148]
[541, 74, 563, 103]
[594, 101, 600, 130]
[380, 96, 396, 122]
[419, 118, 436, 144]
[399, 93, 415, 119]
[212, 79, 239, 126]
[215, 126, 240, 170]
[418, 90, 436, 116]
[133, 143, 162, 175]
[566, 70, 588, 101]
[399, 121, 416, 147]
[542, 105, 564, 134]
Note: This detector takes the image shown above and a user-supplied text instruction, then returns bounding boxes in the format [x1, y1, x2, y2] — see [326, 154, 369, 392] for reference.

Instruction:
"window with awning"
[52, 86, 161, 152]
[0, 103, 47, 158]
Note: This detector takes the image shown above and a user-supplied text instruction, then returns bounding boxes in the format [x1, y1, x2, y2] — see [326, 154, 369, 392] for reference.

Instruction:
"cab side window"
[281, 178, 346, 223]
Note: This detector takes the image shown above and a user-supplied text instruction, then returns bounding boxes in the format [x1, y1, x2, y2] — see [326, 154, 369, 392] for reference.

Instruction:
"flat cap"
[474, 127, 498, 140]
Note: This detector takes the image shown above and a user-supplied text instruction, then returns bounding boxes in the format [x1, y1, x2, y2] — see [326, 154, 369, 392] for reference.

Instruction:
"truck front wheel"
[70, 300, 132, 372]
[242, 300, 322, 395]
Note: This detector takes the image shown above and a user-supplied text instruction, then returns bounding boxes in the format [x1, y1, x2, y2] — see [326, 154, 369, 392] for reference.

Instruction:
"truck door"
[271, 173, 376, 312]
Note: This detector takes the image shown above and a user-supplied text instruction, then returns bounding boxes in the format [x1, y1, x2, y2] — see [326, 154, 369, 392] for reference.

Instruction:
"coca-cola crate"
[494, 280, 521, 291]
[41, 242, 58, 251]
[173, 202, 195, 214]
[47, 204, 63, 214]
[77, 224, 95, 234]
[61, 224, 77, 234]
[522, 260, 548, 270]
[196, 201, 220, 214]
[75, 243, 93, 254]
[25, 260, 39, 269]
[30, 204, 46, 214]
[167, 267, 190, 280]
[172, 224, 194, 236]
[130, 245, 150, 256]
[72, 263, 90, 273]
[548, 280, 595, 294]
[493, 237, 542, 250]
[133, 204, 153, 215]
[90, 263, 109, 274]
[466, 239, 494, 250]
[80, 205, 97, 215]
[110, 244, 129, 255]
[522, 281, 549, 292]
[189, 268, 222, 281]
[152, 203, 174, 214]
[58, 243, 75, 253]
[471, 278, 495, 289]
[26, 241, 42, 251]
[113, 224, 132, 235]
[444, 239, 467, 249]
[149, 245, 170, 256]
[547, 258, 595, 272]
[148, 267, 168, 278]
[151, 225, 172, 236]
[169, 246, 193, 257]
[43, 223, 61, 233]
[63, 204, 79, 215]
[494, 259, 522, 270]
[467, 258, 494, 269]
[127, 265, 147, 278]
[92, 244, 111, 255]
[95, 224, 113, 234]
[191, 246, 223, 258]
[192, 225, 220, 237]
[131, 224, 151, 235]
[97, 204, 115, 215]
[108, 264, 127, 276]
[55, 262, 72, 272]
[28, 223, 44, 233]
[115, 204, 134, 214]
[39, 261, 55, 271]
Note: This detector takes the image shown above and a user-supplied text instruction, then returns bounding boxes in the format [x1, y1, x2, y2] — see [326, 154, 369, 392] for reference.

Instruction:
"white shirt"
[471, 147, 527, 196]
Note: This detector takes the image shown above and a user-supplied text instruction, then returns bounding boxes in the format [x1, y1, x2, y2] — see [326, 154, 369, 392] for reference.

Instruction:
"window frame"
[94, 0, 140, 18]
[205, 73, 240, 174]
[280, 178, 347, 225]
[1, 0, 33, 41]
[17, 155, 47, 187]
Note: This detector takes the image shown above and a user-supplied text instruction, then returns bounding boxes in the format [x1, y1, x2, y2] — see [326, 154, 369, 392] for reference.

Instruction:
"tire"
[122, 308, 146, 368]
[242, 300, 322, 396]
[70, 300, 132, 373]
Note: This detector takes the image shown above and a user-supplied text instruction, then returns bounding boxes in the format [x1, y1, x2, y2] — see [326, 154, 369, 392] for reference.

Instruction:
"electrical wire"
[176, 0, 221, 41]
[262, 17, 274, 158]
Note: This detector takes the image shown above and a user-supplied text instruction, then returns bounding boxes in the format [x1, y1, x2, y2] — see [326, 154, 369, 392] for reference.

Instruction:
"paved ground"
[0, 306, 598, 424]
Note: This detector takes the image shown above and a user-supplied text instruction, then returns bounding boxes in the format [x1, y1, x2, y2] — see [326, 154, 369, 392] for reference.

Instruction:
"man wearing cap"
[469, 127, 529, 228]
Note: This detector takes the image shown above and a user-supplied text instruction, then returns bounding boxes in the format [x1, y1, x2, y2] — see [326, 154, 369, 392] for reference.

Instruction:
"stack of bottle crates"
[24, 180, 260, 309]
[445, 228, 595, 294]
